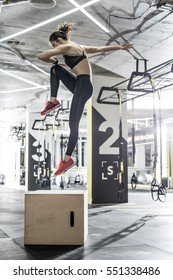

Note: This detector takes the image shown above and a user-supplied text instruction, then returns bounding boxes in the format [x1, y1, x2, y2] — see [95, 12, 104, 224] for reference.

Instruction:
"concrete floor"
[0, 185, 173, 260]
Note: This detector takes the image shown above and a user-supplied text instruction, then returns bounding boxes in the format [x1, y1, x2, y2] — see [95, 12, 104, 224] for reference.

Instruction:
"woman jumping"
[38, 22, 133, 176]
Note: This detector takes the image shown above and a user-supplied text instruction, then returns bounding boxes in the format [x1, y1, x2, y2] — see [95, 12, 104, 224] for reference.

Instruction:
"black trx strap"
[131, 100, 138, 189]
[132, 124, 136, 166]
[74, 143, 80, 184]
[157, 90, 167, 202]
[150, 79, 167, 202]
[117, 92, 125, 201]
[150, 77, 160, 195]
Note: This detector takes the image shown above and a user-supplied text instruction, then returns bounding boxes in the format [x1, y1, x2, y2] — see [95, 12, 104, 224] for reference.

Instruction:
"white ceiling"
[0, 0, 173, 130]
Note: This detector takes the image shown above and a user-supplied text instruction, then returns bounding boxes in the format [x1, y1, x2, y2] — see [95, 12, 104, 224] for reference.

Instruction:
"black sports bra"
[63, 45, 87, 69]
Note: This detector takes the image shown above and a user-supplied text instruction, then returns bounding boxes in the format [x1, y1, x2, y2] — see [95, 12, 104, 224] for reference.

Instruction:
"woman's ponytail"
[49, 22, 74, 42]
[57, 22, 74, 34]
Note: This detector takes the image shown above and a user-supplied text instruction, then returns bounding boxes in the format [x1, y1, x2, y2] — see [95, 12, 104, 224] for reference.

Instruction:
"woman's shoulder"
[54, 43, 72, 54]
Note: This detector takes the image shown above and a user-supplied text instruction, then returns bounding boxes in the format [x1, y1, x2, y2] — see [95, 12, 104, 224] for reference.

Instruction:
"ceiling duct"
[29, 0, 56, 9]
[155, 0, 173, 7]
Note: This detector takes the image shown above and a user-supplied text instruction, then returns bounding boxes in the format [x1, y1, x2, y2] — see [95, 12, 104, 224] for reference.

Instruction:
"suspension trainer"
[150, 79, 167, 202]
[117, 91, 125, 201]
[157, 89, 167, 202]
[130, 99, 138, 189]
[74, 143, 83, 185]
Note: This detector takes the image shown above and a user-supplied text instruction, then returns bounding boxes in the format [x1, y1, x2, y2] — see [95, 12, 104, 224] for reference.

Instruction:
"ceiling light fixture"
[68, 0, 109, 33]
[0, 68, 48, 89]
[29, 0, 56, 9]
[0, 0, 100, 42]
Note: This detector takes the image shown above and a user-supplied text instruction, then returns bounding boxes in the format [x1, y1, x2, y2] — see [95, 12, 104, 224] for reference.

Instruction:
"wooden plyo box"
[24, 190, 88, 245]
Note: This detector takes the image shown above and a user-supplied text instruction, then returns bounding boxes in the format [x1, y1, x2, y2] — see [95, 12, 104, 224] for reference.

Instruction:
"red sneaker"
[54, 158, 75, 176]
[41, 99, 61, 115]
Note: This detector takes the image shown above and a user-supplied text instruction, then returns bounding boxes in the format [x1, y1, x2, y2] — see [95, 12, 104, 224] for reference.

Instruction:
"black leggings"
[50, 65, 93, 156]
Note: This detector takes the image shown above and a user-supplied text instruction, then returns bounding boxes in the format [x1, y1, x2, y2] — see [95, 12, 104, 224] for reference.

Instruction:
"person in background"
[38, 22, 133, 176]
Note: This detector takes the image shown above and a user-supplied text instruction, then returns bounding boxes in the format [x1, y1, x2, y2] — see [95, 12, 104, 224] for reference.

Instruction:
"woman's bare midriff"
[72, 59, 92, 76]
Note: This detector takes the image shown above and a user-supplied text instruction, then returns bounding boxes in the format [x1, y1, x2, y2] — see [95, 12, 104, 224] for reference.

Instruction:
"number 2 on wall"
[99, 121, 119, 155]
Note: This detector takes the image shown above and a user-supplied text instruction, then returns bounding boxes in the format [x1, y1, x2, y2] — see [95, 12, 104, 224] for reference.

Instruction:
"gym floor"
[0, 186, 173, 260]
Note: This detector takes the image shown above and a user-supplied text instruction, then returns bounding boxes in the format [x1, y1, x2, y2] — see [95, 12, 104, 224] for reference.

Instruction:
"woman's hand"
[120, 43, 133, 50]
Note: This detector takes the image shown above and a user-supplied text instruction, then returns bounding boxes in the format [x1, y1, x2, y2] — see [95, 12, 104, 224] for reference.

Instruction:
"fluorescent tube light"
[0, 68, 48, 89]
[0, 86, 49, 94]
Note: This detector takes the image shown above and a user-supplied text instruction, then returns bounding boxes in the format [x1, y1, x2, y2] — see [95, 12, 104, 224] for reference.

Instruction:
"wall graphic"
[92, 107, 128, 203]
[28, 133, 51, 191]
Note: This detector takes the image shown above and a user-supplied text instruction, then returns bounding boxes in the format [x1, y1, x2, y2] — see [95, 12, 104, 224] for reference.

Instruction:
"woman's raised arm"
[82, 43, 133, 54]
